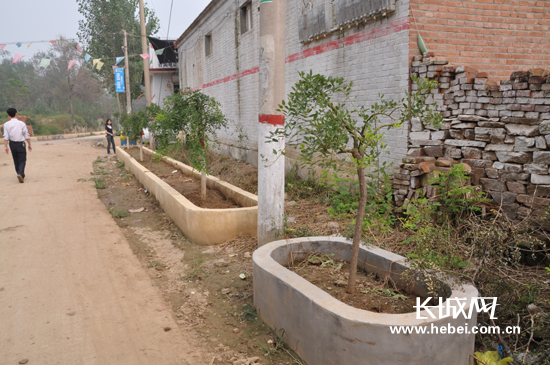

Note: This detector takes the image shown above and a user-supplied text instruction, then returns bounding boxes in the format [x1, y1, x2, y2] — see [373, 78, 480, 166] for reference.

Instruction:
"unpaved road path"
[0, 137, 208, 364]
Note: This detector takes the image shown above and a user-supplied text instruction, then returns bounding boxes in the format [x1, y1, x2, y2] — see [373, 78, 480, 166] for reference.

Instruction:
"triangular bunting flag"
[0, 44, 5, 50]
[137, 93, 144, 99]
[84, 53, 92, 62]
[139, 53, 150, 59]
[16, 42, 22, 48]
[77, 44, 82, 53]
[50, 40, 56, 44]
[40, 59, 51, 68]
[417, 33, 428, 55]
[12, 54, 24, 63]
[115, 56, 124, 65]
[152, 94, 155, 99]
[93, 58, 101, 66]
[27, 43, 32, 48]
[68, 60, 77, 70]
[96, 61, 104, 70]
[155, 48, 164, 55]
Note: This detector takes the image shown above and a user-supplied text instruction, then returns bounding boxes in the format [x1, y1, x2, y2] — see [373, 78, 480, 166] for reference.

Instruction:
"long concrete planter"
[116, 147, 257, 245]
[32, 131, 104, 141]
[253, 237, 478, 365]
[102, 136, 121, 147]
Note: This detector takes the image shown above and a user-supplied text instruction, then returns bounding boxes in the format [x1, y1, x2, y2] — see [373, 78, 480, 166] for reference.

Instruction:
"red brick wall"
[409, 0, 550, 80]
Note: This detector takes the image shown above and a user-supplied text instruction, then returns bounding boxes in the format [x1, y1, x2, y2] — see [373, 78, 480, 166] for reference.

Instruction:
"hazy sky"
[0, 0, 211, 60]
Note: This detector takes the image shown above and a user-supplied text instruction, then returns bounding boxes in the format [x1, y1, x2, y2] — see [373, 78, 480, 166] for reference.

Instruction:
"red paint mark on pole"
[259, 114, 285, 126]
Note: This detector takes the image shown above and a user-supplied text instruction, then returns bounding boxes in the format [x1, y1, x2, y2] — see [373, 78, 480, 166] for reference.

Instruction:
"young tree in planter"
[121, 104, 160, 161]
[269, 71, 442, 294]
[152, 89, 227, 200]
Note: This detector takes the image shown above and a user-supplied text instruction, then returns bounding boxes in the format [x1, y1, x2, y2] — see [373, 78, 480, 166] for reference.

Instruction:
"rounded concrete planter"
[253, 237, 478, 365]
[116, 147, 257, 245]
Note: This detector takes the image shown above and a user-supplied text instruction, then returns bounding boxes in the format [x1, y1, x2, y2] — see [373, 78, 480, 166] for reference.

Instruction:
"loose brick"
[529, 76, 545, 84]
[511, 71, 530, 80]
[480, 178, 507, 192]
[490, 191, 518, 205]
[513, 82, 529, 90]
[507, 181, 526, 194]
[517, 195, 550, 207]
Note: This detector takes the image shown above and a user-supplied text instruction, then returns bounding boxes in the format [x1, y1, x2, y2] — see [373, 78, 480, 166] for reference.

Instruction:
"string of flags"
[2, 38, 164, 70]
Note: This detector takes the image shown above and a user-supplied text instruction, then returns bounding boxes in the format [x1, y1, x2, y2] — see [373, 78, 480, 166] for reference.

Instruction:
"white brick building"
[176, 0, 410, 166]
[148, 37, 179, 109]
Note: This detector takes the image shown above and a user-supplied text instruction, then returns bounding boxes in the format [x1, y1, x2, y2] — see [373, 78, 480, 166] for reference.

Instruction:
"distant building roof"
[147, 36, 178, 64]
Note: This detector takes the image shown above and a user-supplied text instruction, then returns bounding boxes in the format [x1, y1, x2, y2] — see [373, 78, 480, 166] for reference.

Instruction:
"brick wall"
[409, 0, 550, 80]
[395, 53, 550, 220]
[177, 0, 412, 167]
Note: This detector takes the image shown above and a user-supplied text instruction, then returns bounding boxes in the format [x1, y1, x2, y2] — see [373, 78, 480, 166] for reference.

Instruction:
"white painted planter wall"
[116, 147, 258, 245]
[253, 237, 478, 365]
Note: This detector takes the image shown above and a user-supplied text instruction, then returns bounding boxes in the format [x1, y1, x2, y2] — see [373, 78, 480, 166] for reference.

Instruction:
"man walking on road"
[4, 108, 32, 183]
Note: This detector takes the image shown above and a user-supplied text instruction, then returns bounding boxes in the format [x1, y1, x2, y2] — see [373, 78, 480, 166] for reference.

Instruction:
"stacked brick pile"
[395, 54, 550, 220]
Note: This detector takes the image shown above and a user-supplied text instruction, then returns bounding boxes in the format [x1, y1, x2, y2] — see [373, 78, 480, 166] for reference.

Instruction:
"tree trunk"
[347, 162, 368, 294]
[201, 171, 207, 201]
[139, 135, 143, 161]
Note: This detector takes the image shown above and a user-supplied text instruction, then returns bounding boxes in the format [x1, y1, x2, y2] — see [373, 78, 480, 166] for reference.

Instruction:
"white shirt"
[3, 118, 30, 142]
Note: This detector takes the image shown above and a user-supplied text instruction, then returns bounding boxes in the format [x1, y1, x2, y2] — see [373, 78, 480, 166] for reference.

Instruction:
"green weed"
[109, 208, 127, 218]
[361, 288, 408, 301]
[93, 178, 106, 189]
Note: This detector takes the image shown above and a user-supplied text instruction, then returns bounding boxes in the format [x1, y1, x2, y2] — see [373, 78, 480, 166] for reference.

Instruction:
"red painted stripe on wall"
[194, 17, 409, 90]
[286, 17, 409, 63]
[258, 114, 285, 125]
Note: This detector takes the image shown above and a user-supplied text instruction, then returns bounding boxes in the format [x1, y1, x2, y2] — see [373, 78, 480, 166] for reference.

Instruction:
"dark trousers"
[9, 141, 27, 178]
[106, 135, 116, 153]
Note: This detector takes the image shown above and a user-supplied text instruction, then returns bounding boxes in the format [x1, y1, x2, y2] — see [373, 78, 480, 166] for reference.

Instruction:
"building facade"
[176, 0, 549, 166]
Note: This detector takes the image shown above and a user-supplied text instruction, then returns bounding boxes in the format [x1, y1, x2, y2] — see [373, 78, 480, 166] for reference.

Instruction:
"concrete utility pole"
[257, 0, 286, 246]
[139, 0, 151, 107]
[122, 29, 132, 114]
[138, 0, 151, 161]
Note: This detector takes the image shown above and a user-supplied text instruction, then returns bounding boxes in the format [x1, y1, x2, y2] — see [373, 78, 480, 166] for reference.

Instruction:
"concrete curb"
[116, 147, 257, 245]
[253, 237, 478, 365]
[32, 131, 103, 141]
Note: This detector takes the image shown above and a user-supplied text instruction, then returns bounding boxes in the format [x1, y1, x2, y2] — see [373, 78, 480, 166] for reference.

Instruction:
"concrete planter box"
[116, 147, 257, 245]
[102, 136, 121, 147]
[253, 237, 478, 365]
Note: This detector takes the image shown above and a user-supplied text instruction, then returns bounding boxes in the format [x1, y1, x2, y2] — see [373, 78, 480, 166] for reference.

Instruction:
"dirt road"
[0, 138, 208, 364]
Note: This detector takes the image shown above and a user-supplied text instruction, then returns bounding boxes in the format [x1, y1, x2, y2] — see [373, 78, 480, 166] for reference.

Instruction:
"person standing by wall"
[3, 108, 32, 183]
[105, 119, 116, 154]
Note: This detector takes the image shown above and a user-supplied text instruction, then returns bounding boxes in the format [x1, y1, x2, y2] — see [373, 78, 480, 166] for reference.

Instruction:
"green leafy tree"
[0, 39, 111, 133]
[121, 104, 160, 160]
[77, 0, 159, 99]
[0, 58, 34, 111]
[152, 89, 228, 199]
[270, 71, 442, 293]
[31, 37, 112, 131]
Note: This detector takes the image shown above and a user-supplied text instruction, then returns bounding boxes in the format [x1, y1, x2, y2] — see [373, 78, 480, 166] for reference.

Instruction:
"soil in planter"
[127, 149, 240, 209]
[288, 252, 418, 314]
